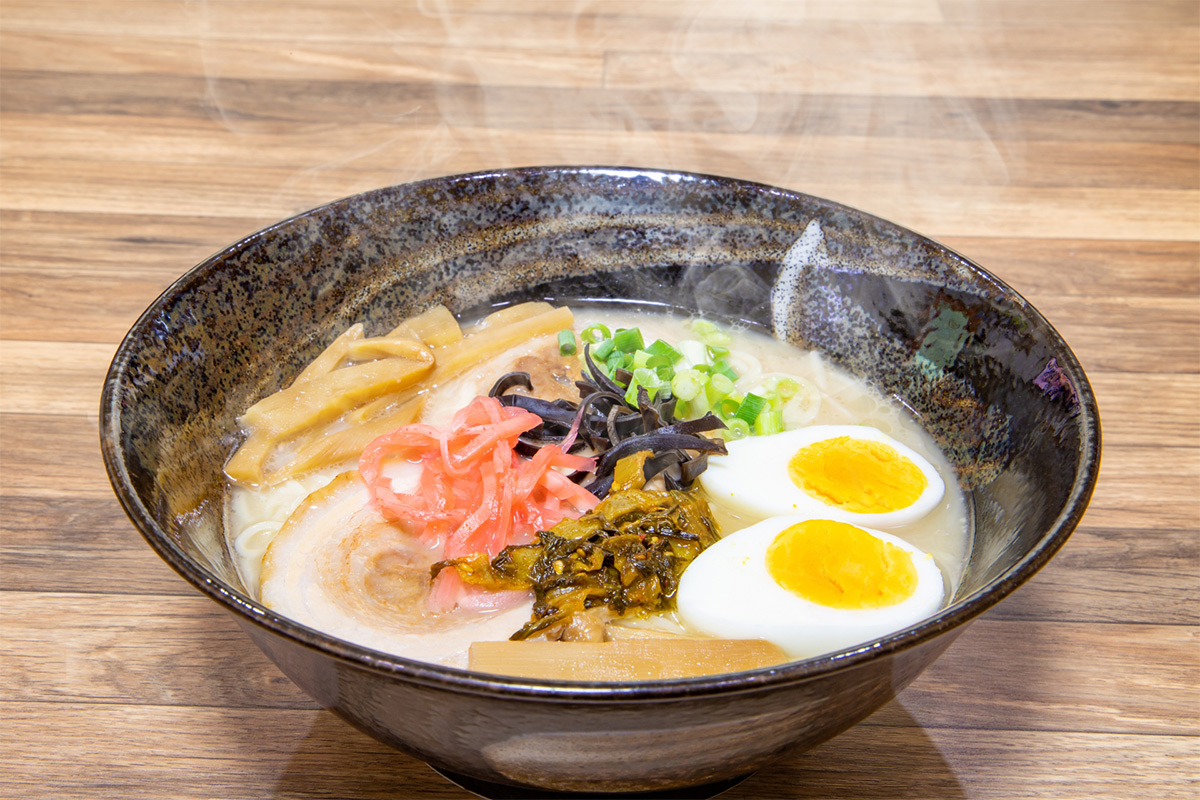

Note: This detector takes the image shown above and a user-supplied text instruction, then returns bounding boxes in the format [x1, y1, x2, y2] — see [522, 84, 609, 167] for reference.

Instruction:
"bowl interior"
[102, 166, 1099, 684]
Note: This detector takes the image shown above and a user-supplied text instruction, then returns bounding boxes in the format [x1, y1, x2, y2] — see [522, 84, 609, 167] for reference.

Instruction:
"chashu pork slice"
[260, 471, 533, 668]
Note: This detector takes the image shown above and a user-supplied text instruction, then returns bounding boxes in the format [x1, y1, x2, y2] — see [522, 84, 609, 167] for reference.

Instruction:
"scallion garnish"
[612, 327, 645, 353]
[710, 358, 738, 382]
[774, 377, 800, 400]
[575, 317, 813, 438]
[709, 373, 735, 398]
[671, 369, 705, 401]
[715, 396, 741, 418]
[590, 337, 616, 361]
[755, 408, 784, 436]
[724, 417, 751, 440]
[646, 339, 684, 363]
[734, 393, 763, 424]
[557, 329, 578, 356]
[581, 324, 611, 344]
[734, 393, 766, 424]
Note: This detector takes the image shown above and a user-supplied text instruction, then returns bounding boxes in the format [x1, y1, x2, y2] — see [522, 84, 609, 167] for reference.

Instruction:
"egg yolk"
[787, 436, 927, 514]
[765, 519, 918, 609]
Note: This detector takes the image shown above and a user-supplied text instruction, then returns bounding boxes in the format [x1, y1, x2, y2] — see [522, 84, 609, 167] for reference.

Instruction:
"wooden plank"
[3, 217, 1193, 298]
[1022, 295, 1198, 374]
[981, 524, 1199, 626]
[0, 0, 948, 38]
[3, 6, 1195, 60]
[6, 114, 1197, 191]
[1, 701, 469, 800]
[2, 157, 1197, 241]
[0, 209, 259, 273]
[0, 31, 604, 88]
[0, 496, 196, 596]
[603, 50, 1199, 101]
[897, 618, 1199, 736]
[936, 238, 1200, 299]
[0, 273, 175, 342]
[1078, 445, 1200, 531]
[0, 414, 116, 499]
[0, 341, 117, 411]
[1084, 373, 1200, 448]
[3, 418, 1194, 532]
[937, 0, 1200, 27]
[6, 76, 1196, 145]
[735, 725, 1200, 800]
[829, 185, 1200, 243]
[1, 592, 315, 708]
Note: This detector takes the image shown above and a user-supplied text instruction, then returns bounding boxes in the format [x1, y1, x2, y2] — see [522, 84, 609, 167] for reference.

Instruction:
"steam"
[189, 0, 1022, 224]
[773, 219, 827, 336]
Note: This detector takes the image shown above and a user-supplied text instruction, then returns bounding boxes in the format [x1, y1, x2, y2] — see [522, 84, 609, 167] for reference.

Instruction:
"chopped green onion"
[755, 409, 784, 436]
[612, 327, 645, 353]
[716, 397, 741, 418]
[691, 391, 713, 417]
[590, 338, 615, 361]
[625, 367, 663, 405]
[774, 377, 800, 400]
[646, 339, 684, 363]
[711, 358, 739, 381]
[734, 393, 767, 424]
[691, 319, 731, 347]
[671, 369, 705, 401]
[581, 324, 611, 344]
[709, 373, 735, 398]
[632, 366, 660, 387]
[724, 418, 751, 440]
[645, 353, 673, 369]
[575, 321, 790, 437]
[557, 330, 577, 356]
[676, 339, 708, 367]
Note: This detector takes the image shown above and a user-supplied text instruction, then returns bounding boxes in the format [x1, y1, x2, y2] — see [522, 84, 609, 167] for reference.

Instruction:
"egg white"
[676, 516, 945, 660]
[699, 425, 946, 529]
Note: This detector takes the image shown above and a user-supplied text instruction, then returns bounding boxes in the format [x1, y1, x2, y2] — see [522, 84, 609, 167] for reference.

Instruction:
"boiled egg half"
[699, 425, 946, 529]
[676, 516, 945, 659]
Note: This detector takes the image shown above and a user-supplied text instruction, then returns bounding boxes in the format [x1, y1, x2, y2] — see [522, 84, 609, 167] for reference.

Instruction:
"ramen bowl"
[100, 166, 1099, 793]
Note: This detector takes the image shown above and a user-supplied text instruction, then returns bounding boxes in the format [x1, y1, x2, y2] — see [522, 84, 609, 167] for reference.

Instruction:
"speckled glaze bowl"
[101, 166, 1099, 794]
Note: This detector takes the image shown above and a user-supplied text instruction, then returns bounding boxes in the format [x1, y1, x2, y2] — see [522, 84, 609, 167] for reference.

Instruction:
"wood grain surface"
[1, 1, 1196, 798]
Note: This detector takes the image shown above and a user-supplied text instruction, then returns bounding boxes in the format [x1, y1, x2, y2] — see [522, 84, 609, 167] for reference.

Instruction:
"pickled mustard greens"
[432, 453, 720, 640]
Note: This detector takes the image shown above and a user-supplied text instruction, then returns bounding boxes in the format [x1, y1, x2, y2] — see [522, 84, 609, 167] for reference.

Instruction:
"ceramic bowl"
[101, 166, 1099, 794]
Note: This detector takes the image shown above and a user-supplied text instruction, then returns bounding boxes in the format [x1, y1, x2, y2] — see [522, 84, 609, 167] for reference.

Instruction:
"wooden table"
[2, 1, 1196, 797]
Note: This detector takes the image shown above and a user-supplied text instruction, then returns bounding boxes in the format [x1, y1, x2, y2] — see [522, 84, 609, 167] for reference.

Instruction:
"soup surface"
[225, 303, 970, 676]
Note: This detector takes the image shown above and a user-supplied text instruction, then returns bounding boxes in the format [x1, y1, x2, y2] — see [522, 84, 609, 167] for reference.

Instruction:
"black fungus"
[486, 358, 728, 500]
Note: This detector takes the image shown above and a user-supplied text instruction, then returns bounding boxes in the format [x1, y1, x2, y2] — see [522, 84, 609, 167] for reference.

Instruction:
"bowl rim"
[100, 164, 1101, 701]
